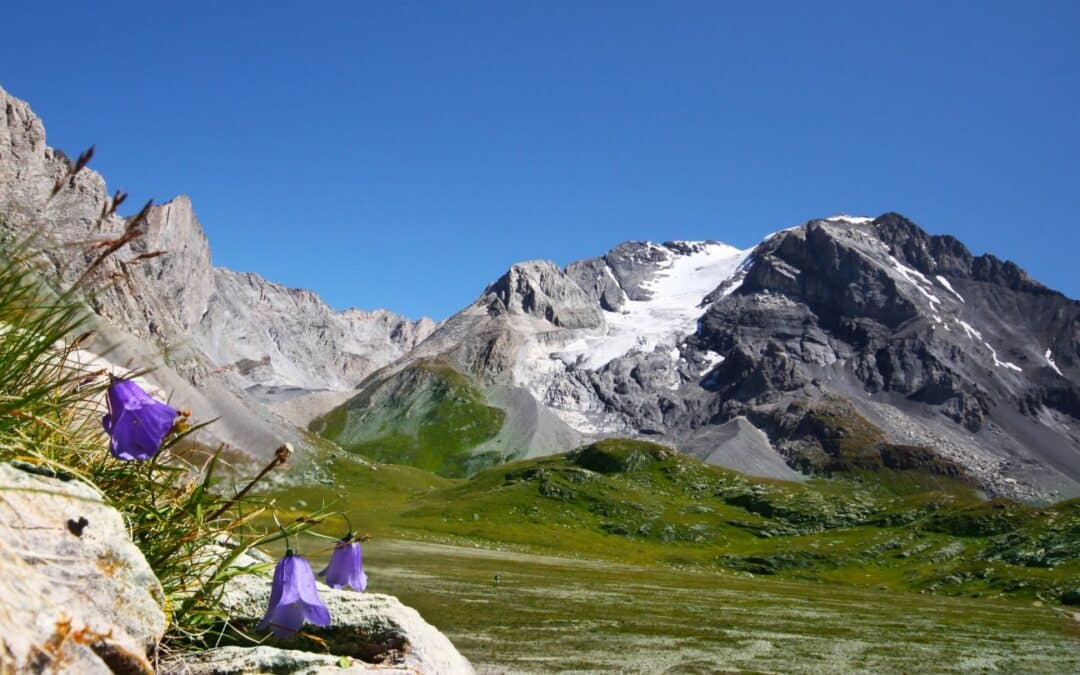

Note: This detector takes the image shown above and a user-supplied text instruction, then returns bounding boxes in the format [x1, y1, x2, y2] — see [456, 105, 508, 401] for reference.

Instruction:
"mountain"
[195, 266, 434, 420]
[316, 217, 1080, 502]
[6, 82, 1077, 500]
[0, 83, 432, 457]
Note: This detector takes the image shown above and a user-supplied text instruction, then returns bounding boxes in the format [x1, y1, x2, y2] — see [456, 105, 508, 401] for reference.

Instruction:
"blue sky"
[2, 1, 1078, 319]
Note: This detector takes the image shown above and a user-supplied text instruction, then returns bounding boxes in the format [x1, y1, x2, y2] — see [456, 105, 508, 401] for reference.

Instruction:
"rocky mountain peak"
[864, 213, 1052, 295]
[698, 213, 1080, 499]
[137, 195, 214, 331]
[484, 260, 603, 329]
[335, 212, 1079, 501]
[200, 267, 436, 396]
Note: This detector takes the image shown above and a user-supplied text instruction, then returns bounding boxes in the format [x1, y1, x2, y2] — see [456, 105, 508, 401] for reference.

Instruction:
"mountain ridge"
[4, 81, 1077, 498]
[0, 82, 433, 456]
[320, 215, 1080, 502]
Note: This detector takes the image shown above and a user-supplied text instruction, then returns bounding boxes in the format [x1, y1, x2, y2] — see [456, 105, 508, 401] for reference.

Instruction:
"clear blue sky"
[2, 1, 1078, 319]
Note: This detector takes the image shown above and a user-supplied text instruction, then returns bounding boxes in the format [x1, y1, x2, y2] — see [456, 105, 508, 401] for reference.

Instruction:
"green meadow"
[268, 437, 1080, 672]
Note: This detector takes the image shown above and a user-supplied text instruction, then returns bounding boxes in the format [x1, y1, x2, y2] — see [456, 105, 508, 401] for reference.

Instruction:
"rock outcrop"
[172, 645, 417, 674]
[695, 216, 1080, 499]
[0, 82, 433, 458]
[485, 260, 604, 329]
[0, 463, 166, 674]
[217, 569, 474, 674]
[201, 268, 434, 395]
[0, 458, 474, 674]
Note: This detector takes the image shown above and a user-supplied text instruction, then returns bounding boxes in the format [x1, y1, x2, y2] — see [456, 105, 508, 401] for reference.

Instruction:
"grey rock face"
[695, 216, 1080, 499]
[685, 416, 804, 480]
[137, 195, 214, 333]
[565, 257, 627, 311]
[199, 268, 434, 393]
[484, 260, 603, 329]
[0, 83, 432, 454]
[0, 82, 433, 397]
[0, 463, 166, 674]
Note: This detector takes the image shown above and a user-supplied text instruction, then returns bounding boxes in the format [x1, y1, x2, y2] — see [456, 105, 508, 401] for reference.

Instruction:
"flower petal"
[303, 600, 331, 628]
[260, 552, 331, 637]
[320, 542, 367, 592]
[265, 602, 308, 638]
[103, 379, 177, 461]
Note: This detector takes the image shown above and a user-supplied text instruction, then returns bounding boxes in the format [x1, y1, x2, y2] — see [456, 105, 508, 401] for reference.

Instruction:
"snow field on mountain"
[554, 242, 749, 371]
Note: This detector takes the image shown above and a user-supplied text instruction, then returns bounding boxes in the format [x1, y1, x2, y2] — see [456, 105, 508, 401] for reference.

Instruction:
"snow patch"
[774, 265, 799, 281]
[985, 343, 1023, 373]
[935, 275, 965, 303]
[826, 214, 873, 225]
[761, 225, 802, 242]
[515, 241, 750, 433]
[1045, 349, 1064, 377]
[720, 267, 750, 298]
[954, 319, 1022, 373]
[700, 350, 726, 373]
[889, 256, 941, 307]
[957, 319, 983, 341]
[548, 242, 750, 370]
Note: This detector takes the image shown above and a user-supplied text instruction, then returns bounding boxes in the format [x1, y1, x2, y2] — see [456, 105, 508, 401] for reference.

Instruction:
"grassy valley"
[267, 436, 1080, 671]
[368, 539, 1080, 673]
[276, 438, 1080, 604]
[284, 374, 1080, 669]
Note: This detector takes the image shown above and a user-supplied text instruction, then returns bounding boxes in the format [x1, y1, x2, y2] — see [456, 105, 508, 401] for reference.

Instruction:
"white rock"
[219, 572, 474, 674]
[0, 463, 166, 674]
[167, 645, 414, 674]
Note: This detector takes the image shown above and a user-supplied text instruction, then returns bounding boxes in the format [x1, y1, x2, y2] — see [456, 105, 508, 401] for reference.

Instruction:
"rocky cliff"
[0, 83, 432, 457]
[695, 215, 1079, 500]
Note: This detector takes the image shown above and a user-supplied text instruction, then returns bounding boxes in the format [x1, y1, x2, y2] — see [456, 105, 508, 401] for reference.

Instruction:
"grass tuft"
[0, 223, 315, 650]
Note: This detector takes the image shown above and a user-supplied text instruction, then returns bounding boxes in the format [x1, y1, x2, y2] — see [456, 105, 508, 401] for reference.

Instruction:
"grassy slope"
[275, 438, 1080, 605]
[310, 360, 505, 477]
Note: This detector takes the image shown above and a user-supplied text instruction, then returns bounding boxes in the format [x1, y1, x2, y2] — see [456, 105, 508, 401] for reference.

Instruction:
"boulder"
[219, 570, 474, 674]
[0, 462, 166, 674]
[169, 645, 415, 674]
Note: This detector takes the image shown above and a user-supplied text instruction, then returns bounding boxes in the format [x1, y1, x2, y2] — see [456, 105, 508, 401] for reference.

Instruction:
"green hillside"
[310, 359, 506, 476]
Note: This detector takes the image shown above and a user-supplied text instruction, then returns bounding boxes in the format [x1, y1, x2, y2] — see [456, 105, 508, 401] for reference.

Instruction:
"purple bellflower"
[259, 550, 331, 638]
[102, 378, 178, 461]
[319, 534, 368, 592]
